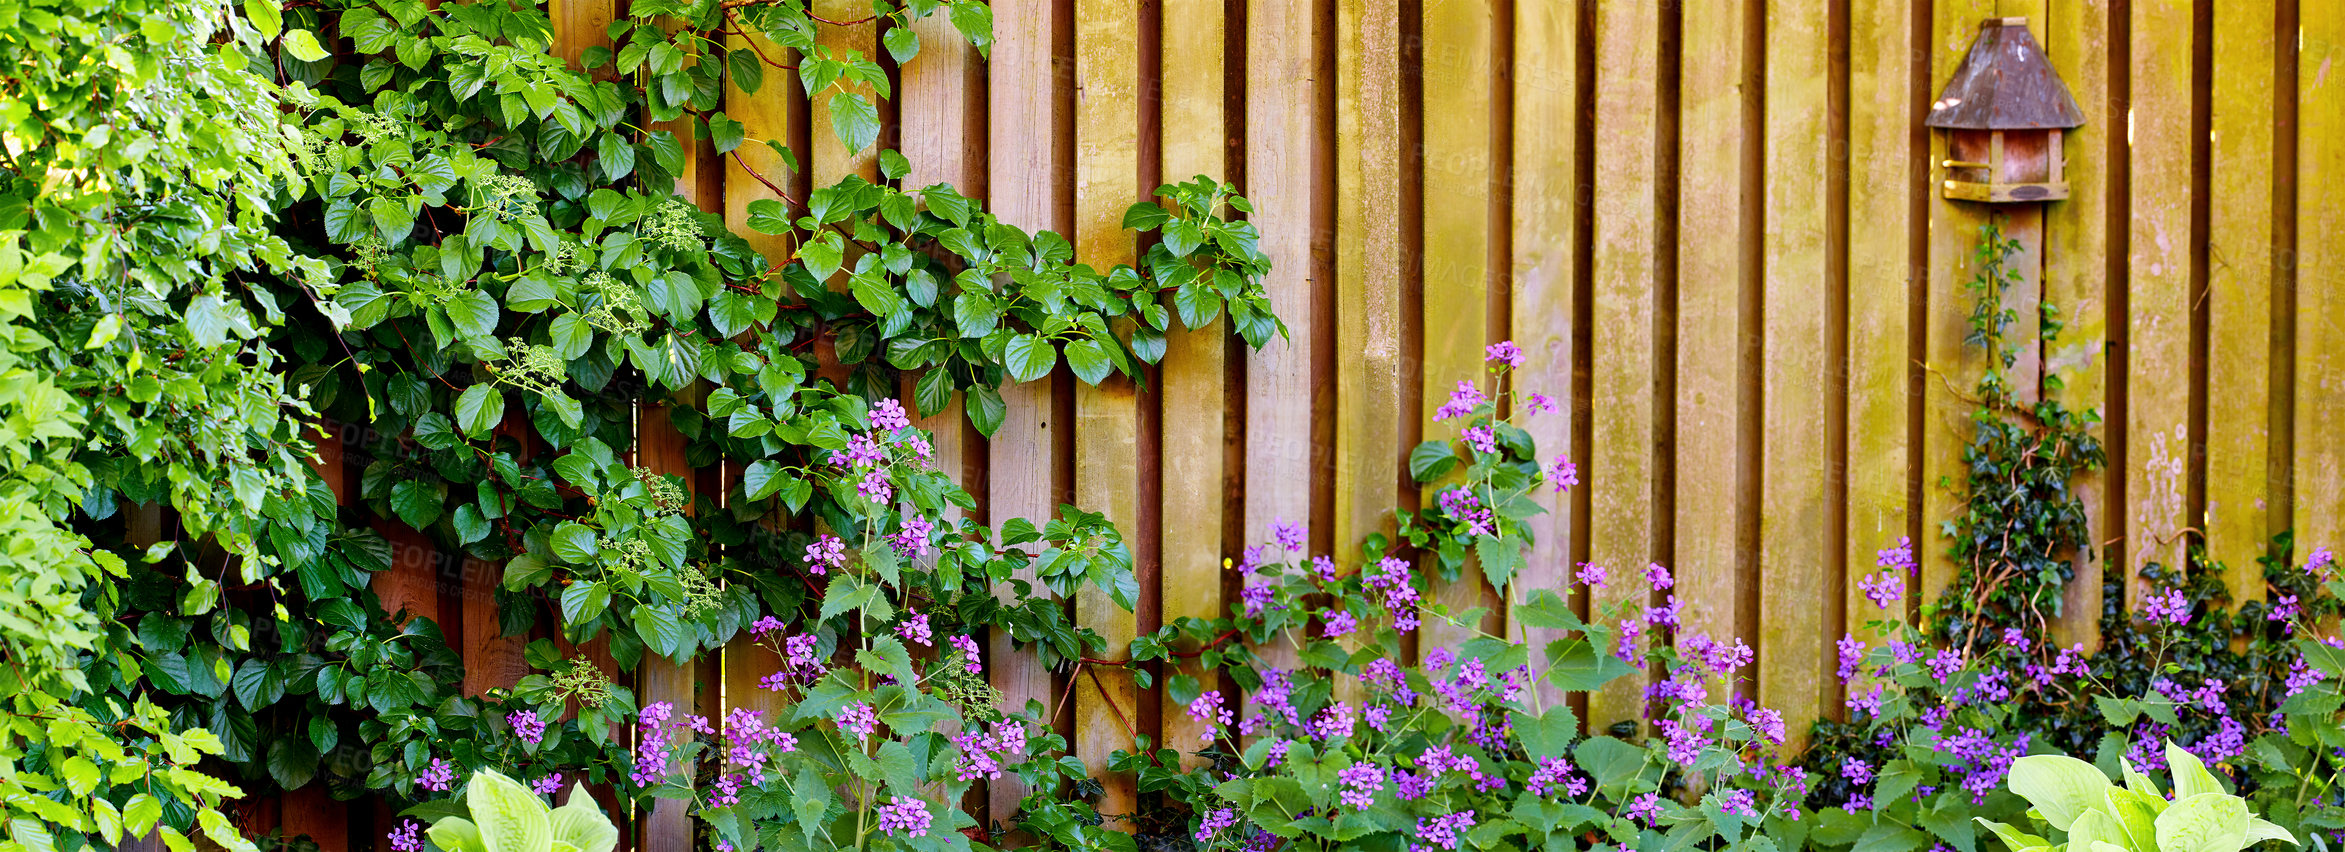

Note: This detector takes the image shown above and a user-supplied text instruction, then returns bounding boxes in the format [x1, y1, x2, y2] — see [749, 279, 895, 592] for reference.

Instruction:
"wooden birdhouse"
[1926, 17, 2085, 203]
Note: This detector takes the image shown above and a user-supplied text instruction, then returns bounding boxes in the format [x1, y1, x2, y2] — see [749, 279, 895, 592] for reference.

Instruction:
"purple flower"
[1486, 341, 1525, 367]
[508, 710, 547, 747]
[1646, 562, 1674, 591]
[417, 757, 455, 793]
[892, 514, 935, 557]
[1525, 757, 1587, 797]
[1434, 380, 1487, 421]
[532, 774, 563, 796]
[802, 534, 847, 574]
[877, 796, 932, 838]
[1846, 684, 1885, 716]
[1461, 426, 1498, 454]
[1188, 690, 1233, 728]
[1415, 810, 1477, 851]
[2272, 593, 2302, 627]
[1876, 536, 1915, 570]
[1575, 562, 1609, 589]
[1313, 555, 1338, 583]
[2288, 657, 2328, 696]
[897, 612, 934, 647]
[1272, 519, 1307, 553]
[1842, 757, 1874, 784]
[2310, 546, 2336, 579]
[1338, 762, 1386, 809]
[1927, 649, 1965, 683]
[836, 702, 878, 740]
[1646, 595, 1682, 628]
[1312, 702, 1357, 741]
[1858, 570, 1904, 609]
[1548, 456, 1579, 492]
[1526, 391, 1556, 414]
[388, 819, 424, 852]
[1627, 793, 1663, 825]
[1323, 609, 1358, 639]
[857, 469, 893, 504]
[1196, 808, 1239, 843]
[1835, 635, 1867, 682]
[751, 615, 786, 635]
[1718, 789, 1760, 819]
[2142, 587, 2192, 625]
[870, 398, 912, 431]
[950, 635, 982, 673]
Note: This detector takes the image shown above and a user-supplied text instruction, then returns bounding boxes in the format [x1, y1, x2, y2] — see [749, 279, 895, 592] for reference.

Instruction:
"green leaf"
[966, 384, 1005, 436]
[388, 479, 444, 528]
[550, 784, 620, 852]
[283, 27, 328, 61]
[560, 581, 610, 624]
[1005, 334, 1057, 382]
[456, 384, 504, 438]
[2008, 754, 2113, 831]
[827, 92, 880, 155]
[1063, 338, 1113, 384]
[1408, 439, 1460, 482]
[243, 0, 282, 37]
[2165, 742, 2226, 800]
[550, 522, 600, 563]
[467, 770, 553, 852]
[882, 25, 920, 63]
[1853, 824, 1932, 852]
[1511, 707, 1580, 761]
[2155, 794, 2250, 852]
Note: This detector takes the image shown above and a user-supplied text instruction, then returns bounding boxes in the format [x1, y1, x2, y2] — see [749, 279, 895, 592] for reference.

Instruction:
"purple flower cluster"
[836, 702, 878, 741]
[532, 774, 563, 796]
[1195, 808, 1239, 843]
[1272, 519, 1307, 553]
[1311, 702, 1356, 741]
[1682, 634, 1754, 676]
[1242, 669, 1303, 733]
[802, 534, 847, 574]
[508, 710, 547, 747]
[1434, 380, 1487, 421]
[1414, 810, 1477, 851]
[1461, 426, 1498, 455]
[897, 612, 933, 647]
[1187, 690, 1234, 730]
[949, 635, 982, 674]
[1436, 487, 1496, 536]
[633, 702, 680, 785]
[2271, 593, 2302, 629]
[2142, 587, 2192, 624]
[1526, 391, 1556, 414]
[388, 819, 424, 852]
[1524, 757, 1588, 797]
[1575, 562, 1609, 589]
[1323, 609, 1358, 638]
[1718, 788, 1760, 819]
[870, 398, 912, 431]
[417, 757, 455, 792]
[1626, 792, 1663, 825]
[1485, 341, 1525, 368]
[892, 514, 935, 556]
[1858, 570, 1904, 609]
[757, 632, 828, 690]
[1548, 456, 1579, 492]
[1646, 562, 1674, 590]
[952, 720, 1029, 781]
[2310, 546, 2335, 579]
[2287, 656, 2328, 696]
[1365, 556, 1421, 633]
[1941, 727, 2030, 803]
[1337, 762, 1386, 809]
[876, 796, 932, 838]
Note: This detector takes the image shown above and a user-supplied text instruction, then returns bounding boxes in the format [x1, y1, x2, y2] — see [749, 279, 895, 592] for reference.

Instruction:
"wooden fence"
[255, 0, 2345, 848]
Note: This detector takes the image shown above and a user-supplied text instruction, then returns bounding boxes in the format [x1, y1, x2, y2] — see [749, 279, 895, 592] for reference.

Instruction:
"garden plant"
[4, 0, 2343, 850]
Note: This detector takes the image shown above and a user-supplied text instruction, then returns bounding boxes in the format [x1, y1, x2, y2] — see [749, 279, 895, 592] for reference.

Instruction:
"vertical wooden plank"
[1588, 0, 1659, 730]
[461, 556, 528, 695]
[2206, 1, 2276, 600]
[547, 0, 612, 67]
[1673, 0, 1749, 662]
[985, 0, 1061, 820]
[1845, 0, 1915, 646]
[812, 0, 879, 183]
[1335, 0, 1402, 580]
[1420, 0, 1494, 653]
[1921, 2, 1997, 607]
[2127, 0, 2196, 595]
[635, 402, 705, 851]
[1759, 0, 1830, 747]
[1244, 0, 1316, 602]
[2298, 3, 2345, 564]
[2043, 0, 2113, 651]
[1161, 0, 1228, 766]
[902, 9, 979, 503]
[1508, 0, 1575, 703]
[1072, 0, 1141, 822]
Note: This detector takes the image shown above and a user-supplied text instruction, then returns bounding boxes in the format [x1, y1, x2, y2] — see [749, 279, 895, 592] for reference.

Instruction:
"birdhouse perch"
[1926, 17, 2085, 203]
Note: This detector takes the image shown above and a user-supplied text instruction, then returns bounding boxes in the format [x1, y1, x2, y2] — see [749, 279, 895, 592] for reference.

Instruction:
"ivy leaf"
[800, 237, 843, 281]
[632, 605, 689, 661]
[881, 25, 920, 64]
[727, 46, 764, 94]
[707, 114, 745, 154]
[878, 148, 912, 182]
[912, 367, 953, 417]
[742, 461, 789, 500]
[827, 92, 880, 155]
[444, 289, 501, 340]
[368, 195, 413, 243]
[1004, 334, 1056, 383]
[596, 131, 636, 181]
[455, 384, 503, 438]
[560, 581, 611, 625]
[745, 199, 791, 235]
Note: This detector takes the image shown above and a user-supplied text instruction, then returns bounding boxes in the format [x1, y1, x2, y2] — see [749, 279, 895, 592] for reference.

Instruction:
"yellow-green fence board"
[2206, 0, 2276, 600]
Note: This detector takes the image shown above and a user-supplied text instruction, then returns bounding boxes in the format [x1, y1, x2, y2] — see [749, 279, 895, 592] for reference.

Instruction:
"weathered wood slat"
[1845, 0, 1917, 648]
[1587, 0, 1659, 730]
[1161, 0, 1228, 768]
[1072, 0, 1141, 820]
[1507, 0, 1575, 709]
[2126, 0, 2196, 600]
[1759, 0, 1830, 748]
[2298, 3, 2345, 570]
[1920, 0, 1998, 609]
[901, 8, 980, 509]
[1420, 0, 1496, 655]
[984, 0, 1062, 821]
[2043, 0, 2113, 652]
[2206, 0, 2277, 601]
[1673, 0, 1749, 672]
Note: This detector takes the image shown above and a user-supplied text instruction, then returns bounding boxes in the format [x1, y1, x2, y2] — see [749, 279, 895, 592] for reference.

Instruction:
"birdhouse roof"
[1925, 18, 2086, 130]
